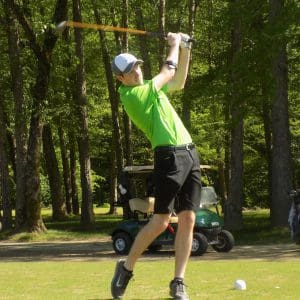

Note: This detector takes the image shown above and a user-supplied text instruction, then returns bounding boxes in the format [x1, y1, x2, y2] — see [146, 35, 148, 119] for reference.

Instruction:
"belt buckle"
[186, 144, 191, 150]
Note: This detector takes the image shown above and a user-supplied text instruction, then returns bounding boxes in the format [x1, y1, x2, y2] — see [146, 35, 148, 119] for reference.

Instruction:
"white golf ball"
[234, 279, 247, 290]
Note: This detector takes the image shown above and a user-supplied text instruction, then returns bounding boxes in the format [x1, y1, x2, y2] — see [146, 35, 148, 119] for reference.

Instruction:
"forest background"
[0, 0, 299, 234]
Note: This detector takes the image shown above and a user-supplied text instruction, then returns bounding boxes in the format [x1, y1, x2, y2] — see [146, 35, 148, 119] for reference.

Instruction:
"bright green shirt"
[118, 79, 192, 149]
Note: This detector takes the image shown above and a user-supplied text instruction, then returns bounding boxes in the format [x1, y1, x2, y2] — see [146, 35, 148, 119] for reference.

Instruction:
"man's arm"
[152, 33, 192, 92]
[152, 33, 181, 91]
[167, 45, 191, 92]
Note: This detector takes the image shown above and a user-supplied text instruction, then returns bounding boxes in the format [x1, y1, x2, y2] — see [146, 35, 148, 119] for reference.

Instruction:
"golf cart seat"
[129, 197, 155, 215]
[169, 215, 178, 223]
[128, 197, 178, 223]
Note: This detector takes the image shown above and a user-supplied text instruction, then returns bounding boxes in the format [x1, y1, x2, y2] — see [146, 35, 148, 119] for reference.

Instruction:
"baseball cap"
[111, 53, 143, 75]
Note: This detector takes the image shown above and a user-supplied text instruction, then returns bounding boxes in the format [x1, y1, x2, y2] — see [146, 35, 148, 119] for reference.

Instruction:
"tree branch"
[8, 0, 43, 59]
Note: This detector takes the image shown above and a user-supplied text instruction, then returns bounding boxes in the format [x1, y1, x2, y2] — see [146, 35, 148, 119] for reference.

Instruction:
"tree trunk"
[69, 131, 79, 215]
[158, 0, 166, 68]
[182, 0, 197, 129]
[224, 102, 230, 198]
[5, 123, 16, 181]
[0, 99, 12, 230]
[92, 2, 124, 212]
[120, 0, 133, 167]
[121, 0, 129, 52]
[9, 0, 68, 232]
[3, 1, 27, 228]
[216, 150, 227, 211]
[224, 0, 244, 230]
[25, 103, 46, 233]
[134, 5, 152, 79]
[262, 90, 272, 205]
[269, 0, 292, 226]
[109, 150, 118, 215]
[42, 124, 66, 220]
[73, 0, 94, 228]
[58, 126, 72, 214]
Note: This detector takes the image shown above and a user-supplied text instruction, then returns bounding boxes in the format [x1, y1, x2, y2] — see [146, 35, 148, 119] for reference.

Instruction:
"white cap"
[234, 279, 247, 290]
[111, 53, 143, 75]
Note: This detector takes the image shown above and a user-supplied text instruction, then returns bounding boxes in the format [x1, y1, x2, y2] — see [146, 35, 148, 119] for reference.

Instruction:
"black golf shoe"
[111, 259, 133, 299]
[169, 279, 189, 300]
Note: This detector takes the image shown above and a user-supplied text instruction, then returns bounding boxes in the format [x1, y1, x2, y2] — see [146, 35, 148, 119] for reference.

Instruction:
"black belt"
[155, 143, 195, 152]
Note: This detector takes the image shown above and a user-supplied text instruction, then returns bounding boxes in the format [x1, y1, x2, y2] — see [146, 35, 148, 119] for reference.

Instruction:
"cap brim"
[112, 58, 144, 75]
[123, 59, 143, 74]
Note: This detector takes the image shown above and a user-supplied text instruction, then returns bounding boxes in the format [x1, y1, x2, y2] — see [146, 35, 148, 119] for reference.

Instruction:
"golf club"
[56, 21, 195, 43]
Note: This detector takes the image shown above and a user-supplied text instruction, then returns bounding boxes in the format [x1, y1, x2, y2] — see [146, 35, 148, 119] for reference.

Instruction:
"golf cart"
[111, 165, 234, 256]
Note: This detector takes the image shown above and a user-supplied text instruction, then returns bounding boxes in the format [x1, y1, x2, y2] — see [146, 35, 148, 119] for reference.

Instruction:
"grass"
[0, 206, 122, 242]
[0, 207, 298, 299]
[0, 206, 291, 244]
[0, 260, 299, 299]
[233, 209, 291, 245]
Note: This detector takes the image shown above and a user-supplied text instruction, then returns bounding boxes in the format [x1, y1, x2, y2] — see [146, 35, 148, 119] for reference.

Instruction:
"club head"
[56, 21, 68, 34]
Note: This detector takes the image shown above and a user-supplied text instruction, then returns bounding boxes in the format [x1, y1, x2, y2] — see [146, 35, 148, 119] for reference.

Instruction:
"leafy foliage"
[0, 0, 299, 230]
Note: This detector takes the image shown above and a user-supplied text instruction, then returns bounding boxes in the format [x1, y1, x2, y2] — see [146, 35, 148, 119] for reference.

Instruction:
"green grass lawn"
[0, 260, 299, 299]
[0, 206, 291, 245]
[0, 206, 122, 242]
[0, 207, 298, 299]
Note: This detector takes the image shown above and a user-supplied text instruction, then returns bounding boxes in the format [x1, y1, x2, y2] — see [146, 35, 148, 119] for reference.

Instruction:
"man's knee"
[149, 214, 170, 233]
[178, 211, 195, 228]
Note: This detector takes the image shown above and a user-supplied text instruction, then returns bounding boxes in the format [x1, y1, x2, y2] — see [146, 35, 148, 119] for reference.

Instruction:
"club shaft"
[65, 21, 151, 36]
[62, 21, 194, 42]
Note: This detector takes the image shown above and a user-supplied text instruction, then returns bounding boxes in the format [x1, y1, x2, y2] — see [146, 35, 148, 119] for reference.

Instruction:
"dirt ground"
[0, 238, 299, 262]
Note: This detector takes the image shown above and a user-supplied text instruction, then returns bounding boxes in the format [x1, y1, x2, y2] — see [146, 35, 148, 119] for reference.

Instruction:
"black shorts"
[153, 144, 201, 214]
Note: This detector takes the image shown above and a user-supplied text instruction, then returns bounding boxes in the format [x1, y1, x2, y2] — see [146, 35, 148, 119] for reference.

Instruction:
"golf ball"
[234, 279, 247, 290]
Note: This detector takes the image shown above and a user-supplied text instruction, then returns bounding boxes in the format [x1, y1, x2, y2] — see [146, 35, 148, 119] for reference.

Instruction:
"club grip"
[146, 32, 195, 43]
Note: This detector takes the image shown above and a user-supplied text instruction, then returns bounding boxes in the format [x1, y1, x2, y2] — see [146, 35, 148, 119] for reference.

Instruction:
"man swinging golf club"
[110, 32, 201, 300]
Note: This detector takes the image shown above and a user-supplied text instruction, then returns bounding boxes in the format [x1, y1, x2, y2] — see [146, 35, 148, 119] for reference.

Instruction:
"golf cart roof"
[123, 165, 212, 174]
[123, 165, 153, 174]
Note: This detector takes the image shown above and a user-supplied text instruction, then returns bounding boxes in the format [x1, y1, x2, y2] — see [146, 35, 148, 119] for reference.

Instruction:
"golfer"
[110, 32, 201, 300]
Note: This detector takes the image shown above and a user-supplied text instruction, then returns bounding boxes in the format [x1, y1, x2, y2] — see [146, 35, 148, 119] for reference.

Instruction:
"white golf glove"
[180, 33, 192, 49]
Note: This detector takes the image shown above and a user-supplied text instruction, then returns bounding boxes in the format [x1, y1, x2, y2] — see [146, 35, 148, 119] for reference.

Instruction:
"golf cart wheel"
[211, 230, 235, 252]
[147, 244, 163, 252]
[112, 232, 133, 255]
[191, 232, 208, 256]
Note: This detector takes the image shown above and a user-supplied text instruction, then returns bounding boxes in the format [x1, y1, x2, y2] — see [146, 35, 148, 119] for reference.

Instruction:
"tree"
[92, 0, 125, 214]
[0, 98, 12, 230]
[58, 126, 72, 214]
[72, 0, 94, 227]
[2, 0, 27, 230]
[224, 0, 244, 230]
[9, 0, 68, 232]
[181, 0, 197, 129]
[269, 0, 292, 226]
[42, 123, 67, 220]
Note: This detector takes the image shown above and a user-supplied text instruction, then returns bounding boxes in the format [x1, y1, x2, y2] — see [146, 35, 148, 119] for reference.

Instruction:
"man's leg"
[125, 213, 170, 270]
[111, 213, 170, 299]
[174, 210, 195, 278]
[169, 210, 195, 300]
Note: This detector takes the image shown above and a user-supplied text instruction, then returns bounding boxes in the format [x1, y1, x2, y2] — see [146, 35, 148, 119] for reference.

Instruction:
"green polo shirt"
[118, 79, 192, 149]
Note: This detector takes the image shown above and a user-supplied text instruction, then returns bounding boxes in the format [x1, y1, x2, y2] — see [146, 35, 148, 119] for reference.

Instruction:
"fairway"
[1, 259, 300, 299]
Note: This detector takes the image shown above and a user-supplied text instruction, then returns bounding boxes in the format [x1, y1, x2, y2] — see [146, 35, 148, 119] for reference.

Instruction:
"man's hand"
[166, 32, 181, 47]
[179, 33, 192, 49]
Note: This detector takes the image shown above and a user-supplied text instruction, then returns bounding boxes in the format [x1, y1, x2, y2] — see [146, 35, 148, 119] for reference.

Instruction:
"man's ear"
[116, 74, 124, 82]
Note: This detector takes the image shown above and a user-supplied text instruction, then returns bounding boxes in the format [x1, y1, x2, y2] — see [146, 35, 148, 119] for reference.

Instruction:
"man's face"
[117, 63, 143, 86]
